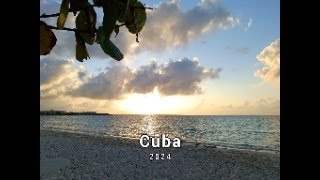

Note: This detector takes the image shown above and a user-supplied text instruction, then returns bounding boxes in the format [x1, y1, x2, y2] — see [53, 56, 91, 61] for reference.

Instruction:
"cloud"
[254, 38, 280, 84]
[120, 0, 239, 54]
[69, 65, 133, 99]
[40, 58, 84, 99]
[40, 0, 239, 59]
[244, 18, 253, 32]
[125, 60, 159, 94]
[40, 96, 123, 113]
[126, 58, 221, 95]
[40, 57, 221, 100]
[221, 104, 233, 109]
[218, 98, 280, 115]
[40, 58, 73, 85]
[77, 66, 88, 81]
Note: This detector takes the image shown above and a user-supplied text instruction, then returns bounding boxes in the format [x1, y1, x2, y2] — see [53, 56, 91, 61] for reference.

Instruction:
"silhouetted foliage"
[40, 0, 152, 61]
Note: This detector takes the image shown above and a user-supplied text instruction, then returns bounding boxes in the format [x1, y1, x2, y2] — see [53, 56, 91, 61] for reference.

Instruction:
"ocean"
[40, 115, 280, 152]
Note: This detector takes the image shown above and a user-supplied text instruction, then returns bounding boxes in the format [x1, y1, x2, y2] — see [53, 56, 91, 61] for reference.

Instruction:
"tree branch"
[137, 5, 154, 10]
[40, 2, 153, 35]
[40, 13, 60, 18]
[119, 23, 126, 27]
[40, 4, 153, 19]
[40, 4, 99, 18]
[47, 25, 96, 33]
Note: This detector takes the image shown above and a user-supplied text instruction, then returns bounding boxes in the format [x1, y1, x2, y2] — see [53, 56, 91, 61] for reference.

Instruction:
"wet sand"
[40, 130, 280, 179]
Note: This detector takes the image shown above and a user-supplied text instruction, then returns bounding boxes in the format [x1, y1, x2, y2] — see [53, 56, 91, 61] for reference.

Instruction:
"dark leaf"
[96, 26, 105, 44]
[125, 1, 146, 34]
[114, 25, 120, 37]
[87, 5, 97, 35]
[101, 40, 124, 61]
[118, 0, 132, 23]
[70, 0, 88, 15]
[75, 32, 90, 62]
[97, 26, 124, 61]
[40, 21, 57, 55]
[57, 0, 71, 29]
[75, 10, 95, 45]
[102, 0, 120, 39]
[97, 26, 105, 39]
[95, 35, 101, 44]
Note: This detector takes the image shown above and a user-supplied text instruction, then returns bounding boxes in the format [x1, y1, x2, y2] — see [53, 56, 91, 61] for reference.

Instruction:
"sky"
[40, 0, 280, 115]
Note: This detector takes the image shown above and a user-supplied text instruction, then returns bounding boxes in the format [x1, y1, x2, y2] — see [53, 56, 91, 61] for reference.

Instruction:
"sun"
[120, 89, 182, 114]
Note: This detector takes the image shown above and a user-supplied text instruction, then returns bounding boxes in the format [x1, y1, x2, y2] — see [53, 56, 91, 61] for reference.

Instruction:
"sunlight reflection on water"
[40, 115, 280, 152]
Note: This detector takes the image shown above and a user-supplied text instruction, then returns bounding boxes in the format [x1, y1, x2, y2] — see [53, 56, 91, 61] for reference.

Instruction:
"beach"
[40, 130, 280, 179]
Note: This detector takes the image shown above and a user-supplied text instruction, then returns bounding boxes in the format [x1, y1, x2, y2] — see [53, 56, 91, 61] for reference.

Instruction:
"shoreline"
[41, 129, 280, 179]
[41, 128, 280, 154]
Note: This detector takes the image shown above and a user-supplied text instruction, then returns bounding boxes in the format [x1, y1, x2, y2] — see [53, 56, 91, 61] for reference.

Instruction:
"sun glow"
[120, 89, 182, 114]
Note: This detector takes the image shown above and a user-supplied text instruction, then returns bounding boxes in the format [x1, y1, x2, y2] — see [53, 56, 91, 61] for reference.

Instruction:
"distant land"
[40, 110, 110, 116]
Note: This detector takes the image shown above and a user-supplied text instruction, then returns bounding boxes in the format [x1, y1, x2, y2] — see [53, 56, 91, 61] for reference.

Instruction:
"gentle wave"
[40, 115, 280, 152]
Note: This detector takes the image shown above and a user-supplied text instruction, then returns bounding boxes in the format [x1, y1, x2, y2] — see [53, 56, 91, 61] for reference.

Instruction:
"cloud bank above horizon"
[41, 57, 221, 100]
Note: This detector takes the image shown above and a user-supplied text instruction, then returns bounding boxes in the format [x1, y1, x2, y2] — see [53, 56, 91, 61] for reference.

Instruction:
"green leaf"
[96, 26, 105, 44]
[102, 0, 120, 39]
[87, 5, 97, 35]
[101, 40, 124, 61]
[40, 21, 57, 55]
[118, 0, 132, 23]
[57, 0, 71, 29]
[97, 26, 124, 61]
[70, 0, 89, 15]
[76, 10, 95, 45]
[125, 1, 146, 34]
[95, 35, 101, 44]
[75, 32, 90, 62]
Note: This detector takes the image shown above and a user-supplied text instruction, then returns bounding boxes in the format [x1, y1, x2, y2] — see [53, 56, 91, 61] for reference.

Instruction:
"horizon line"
[40, 110, 280, 116]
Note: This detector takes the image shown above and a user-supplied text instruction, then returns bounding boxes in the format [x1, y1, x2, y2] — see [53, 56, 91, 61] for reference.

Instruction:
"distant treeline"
[40, 110, 109, 115]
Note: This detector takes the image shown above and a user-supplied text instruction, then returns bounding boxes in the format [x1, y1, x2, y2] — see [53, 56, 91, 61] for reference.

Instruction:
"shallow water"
[40, 115, 280, 152]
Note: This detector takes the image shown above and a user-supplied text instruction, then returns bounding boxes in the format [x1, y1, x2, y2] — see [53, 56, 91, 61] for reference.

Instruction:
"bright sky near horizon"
[40, 0, 280, 115]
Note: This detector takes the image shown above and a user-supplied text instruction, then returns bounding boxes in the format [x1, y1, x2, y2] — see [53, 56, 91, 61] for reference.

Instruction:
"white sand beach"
[40, 130, 280, 179]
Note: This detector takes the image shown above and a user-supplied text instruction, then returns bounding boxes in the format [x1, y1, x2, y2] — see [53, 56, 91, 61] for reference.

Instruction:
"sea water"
[40, 115, 280, 152]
